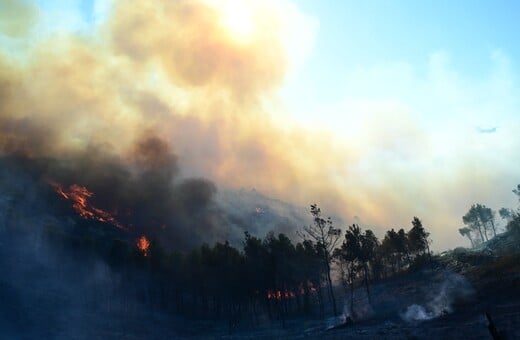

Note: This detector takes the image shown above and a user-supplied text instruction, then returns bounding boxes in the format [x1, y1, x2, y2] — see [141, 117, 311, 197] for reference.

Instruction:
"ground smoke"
[401, 272, 474, 322]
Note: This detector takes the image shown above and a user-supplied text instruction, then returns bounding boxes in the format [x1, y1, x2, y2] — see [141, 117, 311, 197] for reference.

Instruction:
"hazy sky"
[1, 0, 519, 250]
[283, 1, 520, 249]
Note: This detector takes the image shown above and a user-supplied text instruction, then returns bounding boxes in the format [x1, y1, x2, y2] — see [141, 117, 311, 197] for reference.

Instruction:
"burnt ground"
[192, 250, 520, 340]
[138, 256, 517, 340]
[214, 274, 518, 340]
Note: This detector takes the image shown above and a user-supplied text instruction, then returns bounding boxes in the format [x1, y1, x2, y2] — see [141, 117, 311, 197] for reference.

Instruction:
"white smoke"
[401, 304, 434, 321]
[401, 272, 474, 322]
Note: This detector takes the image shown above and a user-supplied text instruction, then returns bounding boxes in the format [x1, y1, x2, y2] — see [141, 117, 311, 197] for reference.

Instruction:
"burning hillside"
[0, 0, 375, 247]
[50, 182, 125, 230]
[0, 134, 228, 251]
[0, 0, 335, 255]
[0, 145, 307, 253]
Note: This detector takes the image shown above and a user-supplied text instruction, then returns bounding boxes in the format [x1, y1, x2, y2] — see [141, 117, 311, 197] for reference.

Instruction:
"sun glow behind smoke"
[0, 0, 333, 218]
[2, 0, 518, 251]
[213, 0, 255, 43]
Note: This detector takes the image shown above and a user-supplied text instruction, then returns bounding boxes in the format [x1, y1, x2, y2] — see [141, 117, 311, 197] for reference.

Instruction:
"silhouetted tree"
[463, 204, 487, 242]
[407, 217, 432, 271]
[243, 232, 268, 291]
[458, 227, 475, 248]
[294, 239, 322, 315]
[381, 228, 410, 271]
[500, 184, 520, 237]
[513, 184, 520, 201]
[336, 224, 380, 315]
[408, 217, 429, 254]
[397, 228, 411, 265]
[505, 212, 520, 237]
[264, 232, 297, 325]
[339, 224, 362, 315]
[499, 207, 514, 223]
[359, 228, 378, 302]
[462, 203, 497, 241]
[479, 205, 497, 238]
[302, 204, 342, 316]
[380, 229, 398, 273]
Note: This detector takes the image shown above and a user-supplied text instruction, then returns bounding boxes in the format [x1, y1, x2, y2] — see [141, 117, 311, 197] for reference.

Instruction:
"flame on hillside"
[50, 182, 125, 229]
[266, 282, 319, 300]
[137, 236, 150, 257]
[267, 289, 296, 300]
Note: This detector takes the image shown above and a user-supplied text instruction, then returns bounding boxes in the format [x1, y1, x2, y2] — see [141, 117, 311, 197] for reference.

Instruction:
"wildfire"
[50, 182, 125, 229]
[266, 285, 318, 300]
[137, 236, 150, 257]
[267, 289, 296, 300]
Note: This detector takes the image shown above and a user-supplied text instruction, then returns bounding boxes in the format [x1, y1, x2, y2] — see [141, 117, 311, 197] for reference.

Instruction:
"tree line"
[99, 205, 432, 327]
[35, 183, 519, 329]
[458, 184, 520, 247]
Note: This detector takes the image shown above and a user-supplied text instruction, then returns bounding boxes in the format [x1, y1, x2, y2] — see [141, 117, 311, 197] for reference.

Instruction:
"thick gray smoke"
[2, 134, 229, 251]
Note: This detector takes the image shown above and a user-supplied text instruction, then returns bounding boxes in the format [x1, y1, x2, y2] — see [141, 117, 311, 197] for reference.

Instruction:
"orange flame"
[137, 236, 150, 257]
[266, 289, 296, 300]
[50, 182, 125, 229]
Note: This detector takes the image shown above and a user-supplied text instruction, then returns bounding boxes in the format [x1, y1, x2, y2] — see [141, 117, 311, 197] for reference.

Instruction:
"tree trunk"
[349, 264, 355, 318]
[427, 243, 433, 273]
[467, 234, 474, 248]
[490, 220, 497, 237]
[317, 285, 325, 319]
[483, 223, 491, 241]
[363, 263, 371, 305]
[477, 224, 486, 243]
[303, 289, 310, 315]
[405, 252, 411, 267]
[325, 260, 338, 316]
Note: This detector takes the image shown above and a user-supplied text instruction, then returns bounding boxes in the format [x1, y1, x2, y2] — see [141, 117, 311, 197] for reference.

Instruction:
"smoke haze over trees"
[1, 155, 519, 337]
[1, 1, 520, 338]
[1, 0, 518, 251]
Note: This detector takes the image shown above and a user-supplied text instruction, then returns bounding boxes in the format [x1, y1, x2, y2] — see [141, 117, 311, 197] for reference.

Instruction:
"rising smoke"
[0, 0, 351, 248]
[0, 0, 330, 195]
[400, 272, 475, 322]
[0, 0, 307, 248]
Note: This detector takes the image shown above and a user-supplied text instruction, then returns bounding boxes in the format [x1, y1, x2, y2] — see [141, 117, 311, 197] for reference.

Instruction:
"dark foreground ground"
[0, 215, 518, 340]
[191, 266, 519, 340]
[168, 245, 520, 339]
[1, 247, 518, 339]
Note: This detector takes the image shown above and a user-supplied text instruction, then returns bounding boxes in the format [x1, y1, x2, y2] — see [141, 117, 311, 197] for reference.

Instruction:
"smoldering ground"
[399, 272, 475, 322]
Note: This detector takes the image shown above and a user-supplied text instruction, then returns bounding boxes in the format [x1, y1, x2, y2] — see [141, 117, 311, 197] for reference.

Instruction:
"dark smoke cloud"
[6, 134, 225, 251]
[0, 0, 335, 250]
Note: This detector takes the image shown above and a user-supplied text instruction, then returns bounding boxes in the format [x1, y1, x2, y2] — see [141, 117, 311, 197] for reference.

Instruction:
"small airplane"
[476, 126, 498, 134]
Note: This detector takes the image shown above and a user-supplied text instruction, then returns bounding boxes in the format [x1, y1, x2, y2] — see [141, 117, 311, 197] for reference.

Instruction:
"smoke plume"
[0, 0, 351, 248]
[400, 272, 474, 322]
